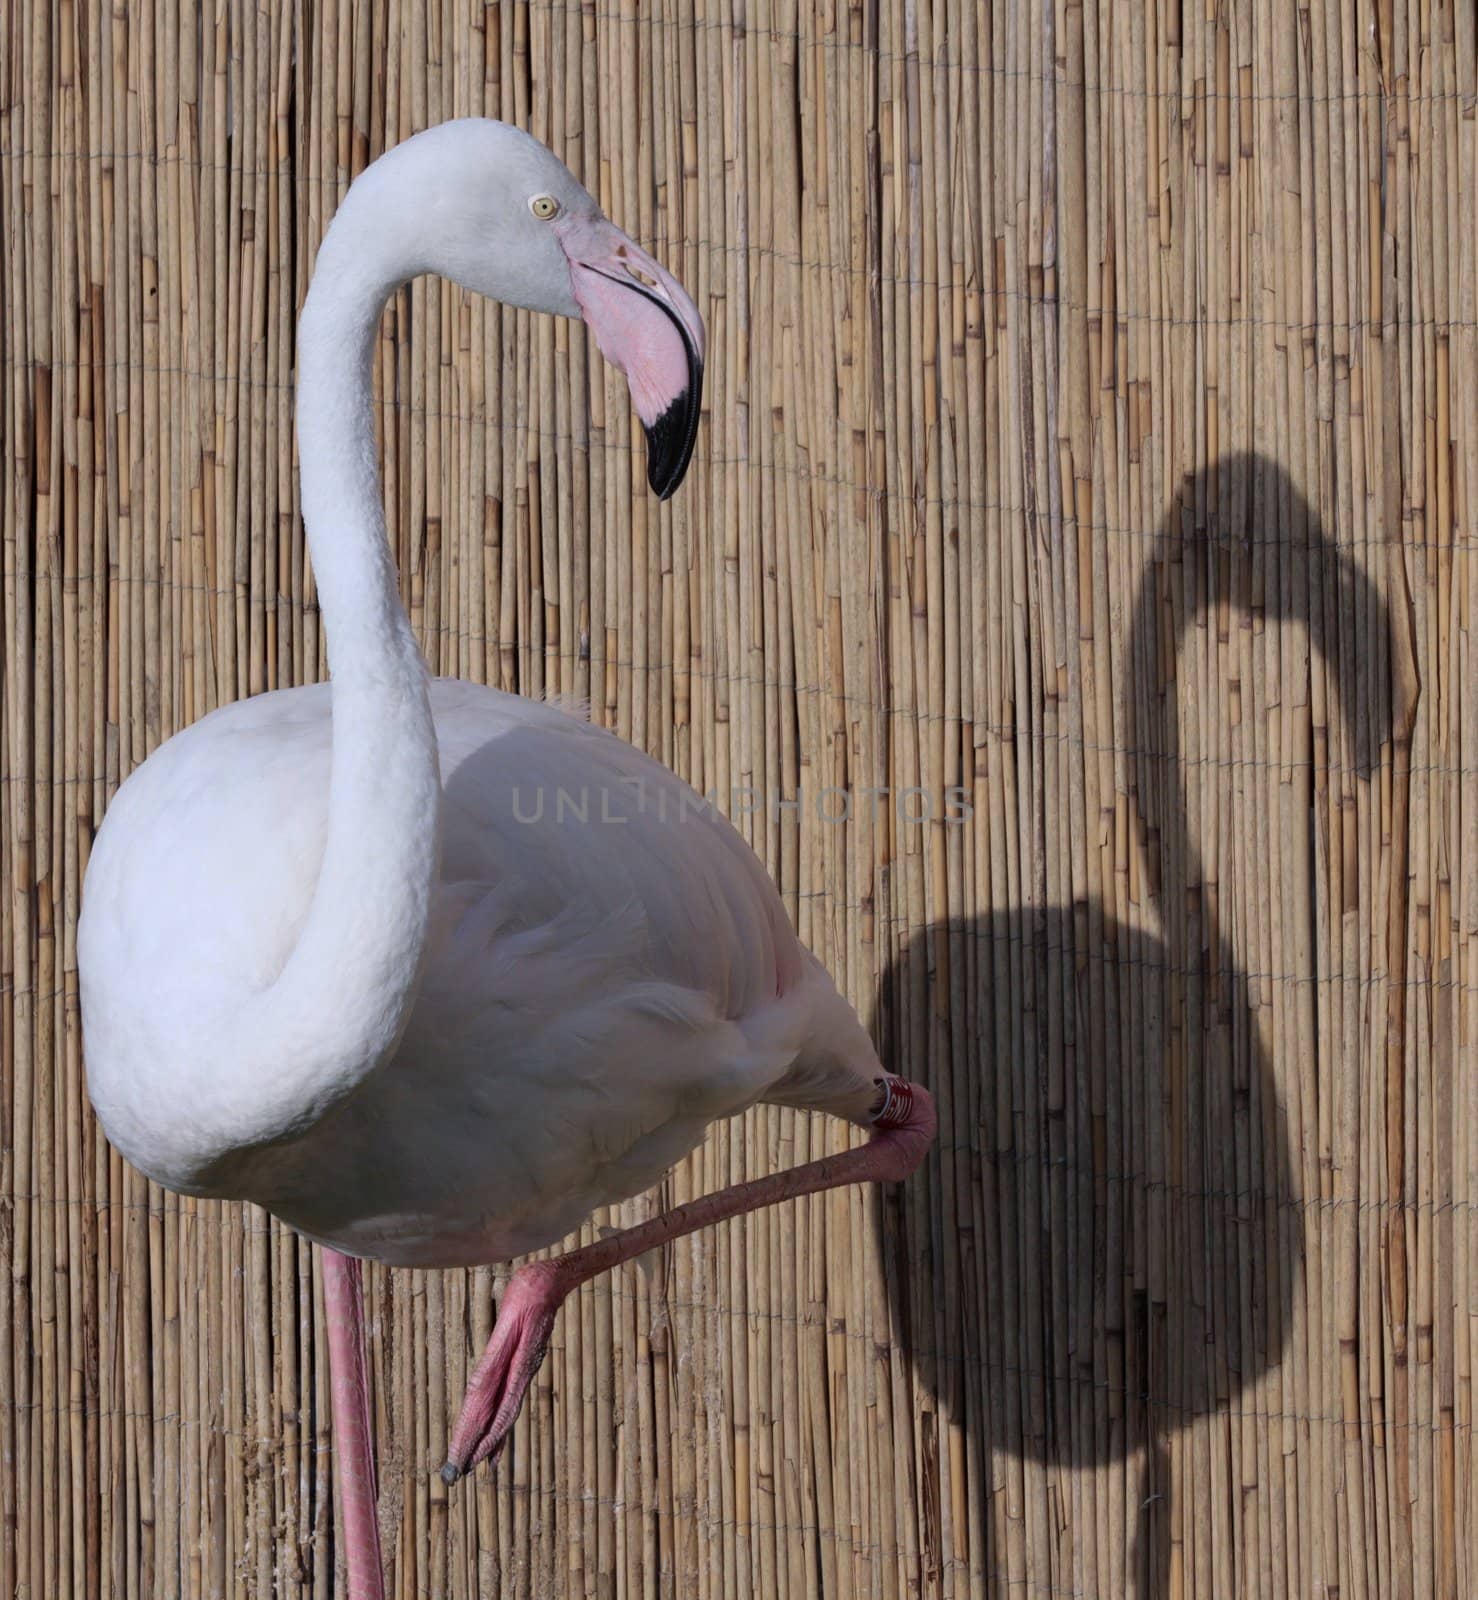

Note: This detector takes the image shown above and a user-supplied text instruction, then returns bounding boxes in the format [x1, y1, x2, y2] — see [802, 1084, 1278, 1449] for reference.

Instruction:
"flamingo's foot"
[441, 1260, 569, 1484]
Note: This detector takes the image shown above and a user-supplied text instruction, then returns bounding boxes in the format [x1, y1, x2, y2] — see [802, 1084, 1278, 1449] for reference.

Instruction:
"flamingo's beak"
[555, 215, 705, 499]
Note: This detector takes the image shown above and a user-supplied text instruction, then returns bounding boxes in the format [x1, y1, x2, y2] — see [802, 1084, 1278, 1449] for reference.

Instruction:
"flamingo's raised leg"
[442, 1075, 935, 1482]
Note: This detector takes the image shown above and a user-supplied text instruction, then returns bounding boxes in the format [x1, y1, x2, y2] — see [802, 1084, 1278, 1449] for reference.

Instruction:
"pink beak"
[554, 214, 705, 499]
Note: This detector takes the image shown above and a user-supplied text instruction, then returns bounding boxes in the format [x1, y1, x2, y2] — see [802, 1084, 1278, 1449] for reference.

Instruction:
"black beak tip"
[642, 363, 704, 501]
[648, 460, 683, 502]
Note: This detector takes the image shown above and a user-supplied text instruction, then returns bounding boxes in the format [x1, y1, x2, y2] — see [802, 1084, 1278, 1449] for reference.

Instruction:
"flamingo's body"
[79, 119, 934, 1598]
[83, 677, 874, 1266]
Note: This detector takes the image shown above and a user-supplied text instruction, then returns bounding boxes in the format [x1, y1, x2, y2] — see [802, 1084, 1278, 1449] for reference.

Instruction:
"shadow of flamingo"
[872, 452, 1392, 1596]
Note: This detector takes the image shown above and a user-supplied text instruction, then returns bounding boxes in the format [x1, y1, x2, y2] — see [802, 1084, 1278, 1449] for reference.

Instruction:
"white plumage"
[81, 677, 876, 1266]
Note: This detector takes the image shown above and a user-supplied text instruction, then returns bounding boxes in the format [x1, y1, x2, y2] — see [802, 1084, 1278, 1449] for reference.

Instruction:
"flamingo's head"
[351, 119, 705, 499]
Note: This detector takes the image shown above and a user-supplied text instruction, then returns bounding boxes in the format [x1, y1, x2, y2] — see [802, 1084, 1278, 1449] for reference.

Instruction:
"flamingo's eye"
[529, 195, 560, 220]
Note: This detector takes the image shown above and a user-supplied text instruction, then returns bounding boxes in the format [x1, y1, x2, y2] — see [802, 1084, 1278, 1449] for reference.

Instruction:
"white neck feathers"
[208, 200, 442, 1159]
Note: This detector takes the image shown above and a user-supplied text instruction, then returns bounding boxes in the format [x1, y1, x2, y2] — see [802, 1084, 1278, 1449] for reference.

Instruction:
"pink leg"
[322, 1250, 385, 1600]
[442, 1075, 935, 1482]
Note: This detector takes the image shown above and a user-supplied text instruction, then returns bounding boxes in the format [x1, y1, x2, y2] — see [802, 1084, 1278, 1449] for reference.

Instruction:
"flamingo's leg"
[323, 1250, 386, 1600]
[442, 1075, 935, 1482]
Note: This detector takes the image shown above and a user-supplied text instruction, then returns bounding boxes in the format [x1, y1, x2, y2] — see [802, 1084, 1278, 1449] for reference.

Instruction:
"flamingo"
[78, 119, 936, 1598]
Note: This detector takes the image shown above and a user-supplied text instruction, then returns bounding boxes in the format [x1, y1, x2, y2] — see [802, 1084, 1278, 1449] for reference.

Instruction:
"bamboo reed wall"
[3, 1, 1475, 1596]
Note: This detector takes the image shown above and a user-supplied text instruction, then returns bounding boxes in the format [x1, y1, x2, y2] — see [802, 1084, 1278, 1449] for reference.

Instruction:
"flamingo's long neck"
[220, 204, 441, 1154]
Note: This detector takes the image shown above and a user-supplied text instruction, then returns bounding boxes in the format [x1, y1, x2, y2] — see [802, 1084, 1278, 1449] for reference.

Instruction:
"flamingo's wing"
[254, 681, 828, 1264]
